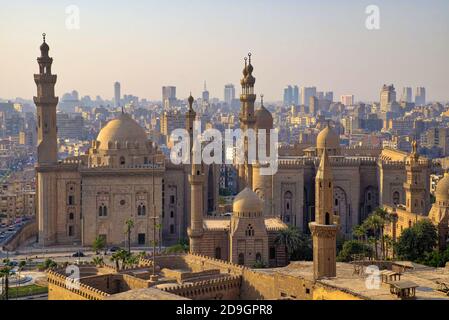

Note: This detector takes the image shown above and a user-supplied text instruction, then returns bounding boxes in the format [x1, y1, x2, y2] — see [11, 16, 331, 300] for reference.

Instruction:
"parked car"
[108, 246, 121, 253]
[72, 251, 85, 257]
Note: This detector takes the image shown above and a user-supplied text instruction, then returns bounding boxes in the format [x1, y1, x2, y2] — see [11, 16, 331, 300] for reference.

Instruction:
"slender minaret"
[187, 94, 204, 254]
[185, 93, 196, 154]
[34, 33, 58, 164]
[404, 140, 427, 215]
[35, 34, 59, 246]
[309, 148, 338, 280]
[238, 53, 257, 191]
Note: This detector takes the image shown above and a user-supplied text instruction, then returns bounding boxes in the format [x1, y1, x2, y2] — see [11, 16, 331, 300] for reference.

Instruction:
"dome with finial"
[233, 188, 263, 214]
[242, 57, 248, 77]
[188, 93, 194, 108]
[96, 113, 148, 150]
[246, 53, 254, 74]
[256, 95, 273, 129]
[436, 173, 449, 202]
[40, 33, 49, 56]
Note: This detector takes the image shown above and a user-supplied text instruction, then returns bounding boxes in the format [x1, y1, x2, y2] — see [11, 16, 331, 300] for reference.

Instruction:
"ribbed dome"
[233, 188, 263, 214]
[317, 126, 340, 150]
[96, 113, 148, 150]
[256, 105, 273, 129]
[436, 173, 449, 201]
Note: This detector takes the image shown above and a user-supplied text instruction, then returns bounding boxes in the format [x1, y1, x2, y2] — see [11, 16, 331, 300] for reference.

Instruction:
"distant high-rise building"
[401, 87, 413, 103]
[114, 82, 121, 108]
[224, 84, 235, 105]
[380, 84, 397, 113]
[301, 87, 317, 107]
[293, 86, 299, 105]
[309, 96, 318, 116]
[202, 81, 210, 103]
[324, 92, 334, 102]
[162, 86, 177, 109]
[283, 86, 293, 106]
[415, 87, 426, 106]
[340, 95, 354, 106]
[283, 85, 299, 106]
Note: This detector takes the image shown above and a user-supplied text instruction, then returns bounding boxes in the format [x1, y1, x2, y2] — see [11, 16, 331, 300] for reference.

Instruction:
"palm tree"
[352, 225, 367, 243]
[92, 236, 106, 255]
[124, 219, 134, 254]
[91, 257, 104, 267]
[363, 214, 383, 260]
[0, 260, 14, 301]
[16, 260, 27, 299]
[110, 252, 121, 270]
[274, 226, 302, 259]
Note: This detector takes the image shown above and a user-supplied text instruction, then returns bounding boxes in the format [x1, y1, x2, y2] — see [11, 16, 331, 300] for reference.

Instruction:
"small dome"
[255, 105, 273, 129]
[317, 125, 340, 150]
[233, 188, 263, 214]
[96, 113, 148, 150]
[436, 173, 449, 201]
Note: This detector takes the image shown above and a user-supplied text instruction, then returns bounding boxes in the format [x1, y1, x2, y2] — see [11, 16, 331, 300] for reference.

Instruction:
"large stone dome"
[233, 188, 263, 214]
[317, 125, 340, 150]
[96, 113, 148, 150]
[436, 173, 449, 201]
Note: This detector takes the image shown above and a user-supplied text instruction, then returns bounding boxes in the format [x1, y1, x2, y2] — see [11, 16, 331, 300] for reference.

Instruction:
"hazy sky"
[1, 0, 448, 102]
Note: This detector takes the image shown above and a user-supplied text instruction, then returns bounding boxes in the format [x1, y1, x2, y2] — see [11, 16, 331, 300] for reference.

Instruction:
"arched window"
[215, 247, 222, 259]
[238, 253, 245, 266]
[69, 212, 74, 220]
[393, 191, 400, 205]
[137, 204, 146, 216]
[99, 204, 107, 217]
[120, 157, 126, 166]
[325, 212, 330, 225]
[245, 224, 254, 237]
[256, 253, 262, 262]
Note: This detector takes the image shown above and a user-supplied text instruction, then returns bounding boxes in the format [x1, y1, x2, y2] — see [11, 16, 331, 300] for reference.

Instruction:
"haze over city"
[1, 0, 449, 102]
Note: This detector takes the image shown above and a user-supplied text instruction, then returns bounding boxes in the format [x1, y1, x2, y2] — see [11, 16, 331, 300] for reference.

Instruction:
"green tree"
[275, 226, 312, 261]
[110, 252, 121, 270]
[362, 213, 384, 259]
[92, 236, 106, 255]
[396, 220, 438, 262]
[91, 256, 104, 267]
[165, 239, 189, 253]
[124, 219, 134, 254]
[337, 240, 372, 262]
[0, 259, 14, 300]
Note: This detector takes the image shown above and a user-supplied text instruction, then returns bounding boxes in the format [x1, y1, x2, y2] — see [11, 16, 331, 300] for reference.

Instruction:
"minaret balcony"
[34, 74, 57, 83]
[33, 96, 58, 105]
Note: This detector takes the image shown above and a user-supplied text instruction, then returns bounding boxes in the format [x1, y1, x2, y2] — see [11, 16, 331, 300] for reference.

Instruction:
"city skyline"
[0, 0, 448, 102]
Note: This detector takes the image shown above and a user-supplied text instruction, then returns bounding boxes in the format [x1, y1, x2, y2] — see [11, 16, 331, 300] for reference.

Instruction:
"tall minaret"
[34, 33, 58, 165]
[238, 53, 257, 191]
[187, 94, 204, 254]
[404, 140, 427, 215]
[309, 148, 338, 280]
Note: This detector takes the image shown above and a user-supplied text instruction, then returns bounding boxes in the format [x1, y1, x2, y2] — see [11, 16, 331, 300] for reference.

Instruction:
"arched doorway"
[334, 187, 349, 234]
[283, 191, 293, 224]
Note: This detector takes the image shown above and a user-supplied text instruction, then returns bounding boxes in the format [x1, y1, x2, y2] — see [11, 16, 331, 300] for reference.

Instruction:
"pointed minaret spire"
[261, 94, 264, 107]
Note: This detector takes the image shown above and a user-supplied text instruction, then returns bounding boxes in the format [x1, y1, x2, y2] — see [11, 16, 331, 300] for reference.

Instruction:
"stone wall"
[3, 219, 37, 251]
[161, 275, 241, 300]
[47, 270, 110, 300]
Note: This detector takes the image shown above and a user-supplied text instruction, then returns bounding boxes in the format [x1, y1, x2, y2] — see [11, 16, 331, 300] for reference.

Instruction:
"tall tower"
[114, 82, 121, 108]
[404, 141, 428, 215]
[238, 53, 257, 191]
[186, 94, 204, 254]
[309, 148, 338, 280]
[34, 33, 58, 165]
[35, 34, 59, 246]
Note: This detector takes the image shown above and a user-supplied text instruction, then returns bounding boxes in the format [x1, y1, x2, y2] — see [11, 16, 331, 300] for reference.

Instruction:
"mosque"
[34, 34, 449, 265]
